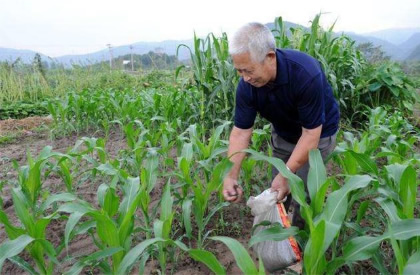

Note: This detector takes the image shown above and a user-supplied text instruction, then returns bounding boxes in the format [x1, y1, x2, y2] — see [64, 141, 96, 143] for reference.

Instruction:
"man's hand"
[271, 173, 290, 202]
[223, 177, 243, 203]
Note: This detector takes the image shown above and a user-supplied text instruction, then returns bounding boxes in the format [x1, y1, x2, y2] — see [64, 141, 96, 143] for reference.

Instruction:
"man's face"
[232, 51, 277, 88]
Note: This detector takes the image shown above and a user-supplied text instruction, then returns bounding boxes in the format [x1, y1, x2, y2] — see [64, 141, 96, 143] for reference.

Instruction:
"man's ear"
[266, 51, 276, 63]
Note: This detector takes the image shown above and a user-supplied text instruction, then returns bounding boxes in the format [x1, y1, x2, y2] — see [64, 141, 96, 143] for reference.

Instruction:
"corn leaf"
[210, 236, 258, 274]
[189, 249, 226, 275]
[249, 224, 298, 247]
[307, 149, 327, 201]
[117, 238, 164, 274]
[0, 235, 34, 271]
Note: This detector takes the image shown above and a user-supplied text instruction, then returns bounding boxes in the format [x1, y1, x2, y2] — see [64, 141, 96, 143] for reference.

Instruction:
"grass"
[0, 61, 178, 104]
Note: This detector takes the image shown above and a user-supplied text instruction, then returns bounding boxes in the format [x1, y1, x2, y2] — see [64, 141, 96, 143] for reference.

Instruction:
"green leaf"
[390, 237, 404, 274]
[304, 220, 326, 274]
[35, 239, 59, 265]
[38, 193, 77, 213]
[203, 202, 229, 229]
[0, 235, 34, 271]
[368, 82, 382, 91]
[403, 250, 420, 275]
[58, 201, 94, 214]
[205, 158, 233, 199]
[117, 238, 164, 274]
[189, 249, 226, 275]
[65, 212, 86, 252]
[182, 199, 192, 239]
[244, 149, 307, 207]
[118, 177, 140, 217]
[313, 178, 332, 216]
[118, 189, 143, 245]
[342, 235, 386, 261]
[348, 151, 378, 175]
[307, 149, 327, 201]
[399, 166, 417, 219]
[58, 160, 73, 192]
[249, 224, 298, 247]
[96, 163, 118, 176]
[210, 236, 258, 274]
[103, 188, 119, 218]
[356, 201, 370, 224]
[64, 247, 123, 275]
[12, 188, 35, 234]
[0, 210, 25, 239]
[385, 164, 407, 188]
[321, 175, 372, 249]
[160, 183, 173, 221]
[390, 219, 420, 240]
[8, 256, 37, 275]
[143, 156, 159, 193]
[375, 198, 400, 222]
[326, 257, 346, 274]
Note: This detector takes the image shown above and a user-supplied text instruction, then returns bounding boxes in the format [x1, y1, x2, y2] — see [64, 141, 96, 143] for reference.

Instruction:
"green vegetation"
[0, 101, 48, 120]
[0, 55, 179, 105]
[1, 14, 420, 274]
[93, 51, 180, 71]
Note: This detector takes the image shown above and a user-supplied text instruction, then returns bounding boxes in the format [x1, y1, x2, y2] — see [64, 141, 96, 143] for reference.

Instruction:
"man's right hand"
[223, 177, 243, 203]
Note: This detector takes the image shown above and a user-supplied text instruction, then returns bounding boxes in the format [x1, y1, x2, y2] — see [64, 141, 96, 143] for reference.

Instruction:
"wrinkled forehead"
[232, 52, 259, 70]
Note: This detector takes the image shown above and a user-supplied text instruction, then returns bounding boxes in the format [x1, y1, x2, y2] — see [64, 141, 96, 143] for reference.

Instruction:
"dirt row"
[0, 117, 301, 274]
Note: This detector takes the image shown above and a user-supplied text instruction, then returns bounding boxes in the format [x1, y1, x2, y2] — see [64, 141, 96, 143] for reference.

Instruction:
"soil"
[0, 116, 52, 137]
[0, 120, 300, 274]
[0, 116, 337, 275]
[0, 122, 127, 274]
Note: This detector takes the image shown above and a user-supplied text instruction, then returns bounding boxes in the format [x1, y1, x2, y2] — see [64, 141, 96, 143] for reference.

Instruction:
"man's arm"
[271, 125, 322, 200]
[223, 126, 253, 202]
[286, 125, 322, 173]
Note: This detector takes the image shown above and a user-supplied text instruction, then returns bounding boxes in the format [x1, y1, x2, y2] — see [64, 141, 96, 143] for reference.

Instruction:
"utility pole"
[130, 45, 134, 71]
[106, 44, 113, 70]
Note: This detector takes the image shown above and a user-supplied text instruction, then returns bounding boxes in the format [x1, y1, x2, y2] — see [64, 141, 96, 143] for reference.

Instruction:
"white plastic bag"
[247, 189, 301, 272]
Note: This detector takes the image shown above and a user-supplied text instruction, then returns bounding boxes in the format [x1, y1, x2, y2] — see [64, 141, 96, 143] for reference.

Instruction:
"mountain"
[399, 33, 420, 60]
[266, 20, 307, 33]
[56, 20, 303, 66]
[54, 40, 194, 66]
[343, 32, 404, 59]
[362, 28, 420, 45]
[1, 22, 419, 65]
[0, 48, 50, 63]
[406, 43, 420, 61]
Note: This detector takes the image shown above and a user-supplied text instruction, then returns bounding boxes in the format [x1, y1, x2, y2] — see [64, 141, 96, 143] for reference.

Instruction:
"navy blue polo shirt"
[234, 49, 339, 143]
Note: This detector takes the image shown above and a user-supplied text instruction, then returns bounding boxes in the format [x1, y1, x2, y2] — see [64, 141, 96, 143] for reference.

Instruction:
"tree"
[357, 42, 390, 63]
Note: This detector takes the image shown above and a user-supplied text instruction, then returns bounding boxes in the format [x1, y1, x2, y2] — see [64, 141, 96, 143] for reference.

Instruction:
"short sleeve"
[297, 73, 325, 129]
[234, 80, 257, 129]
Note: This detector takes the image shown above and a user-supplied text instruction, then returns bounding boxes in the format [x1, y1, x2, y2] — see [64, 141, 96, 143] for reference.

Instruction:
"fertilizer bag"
[246, 189, 301, 272]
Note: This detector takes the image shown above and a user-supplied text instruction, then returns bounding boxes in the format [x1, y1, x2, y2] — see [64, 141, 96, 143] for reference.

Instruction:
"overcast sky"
[1, 0, 419, 57]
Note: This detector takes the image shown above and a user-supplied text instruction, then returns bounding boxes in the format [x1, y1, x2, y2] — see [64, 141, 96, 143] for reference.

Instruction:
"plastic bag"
[246, 189, 301, 272]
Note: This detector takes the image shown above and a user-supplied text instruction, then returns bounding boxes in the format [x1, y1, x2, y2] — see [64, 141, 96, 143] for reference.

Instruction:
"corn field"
[1, 15, 420, 274]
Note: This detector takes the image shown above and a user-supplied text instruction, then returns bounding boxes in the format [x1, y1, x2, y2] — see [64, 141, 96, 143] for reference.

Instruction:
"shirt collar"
[274, 49, 289, 85]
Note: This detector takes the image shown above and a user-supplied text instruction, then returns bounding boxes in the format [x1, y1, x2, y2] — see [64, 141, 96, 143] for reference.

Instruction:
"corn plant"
[0, 146, 76, 274]
[173, 122, 233, 247]
[176, 33, 238, 129]
[152, 182, 176, 273]
[271, 15, 417, 124]
[58, 175, 150, 274]
[244, 148, 381, 274]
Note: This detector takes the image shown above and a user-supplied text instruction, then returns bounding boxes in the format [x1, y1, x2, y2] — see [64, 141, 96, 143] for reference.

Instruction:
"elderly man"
[222, 22, 339, 229]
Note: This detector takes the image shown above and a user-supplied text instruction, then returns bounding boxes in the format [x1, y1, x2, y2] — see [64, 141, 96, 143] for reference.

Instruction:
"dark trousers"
[271, 128, 337, 230]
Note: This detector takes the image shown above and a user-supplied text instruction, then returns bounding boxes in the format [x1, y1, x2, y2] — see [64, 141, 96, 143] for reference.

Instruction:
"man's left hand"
[271, 173, 290, 202]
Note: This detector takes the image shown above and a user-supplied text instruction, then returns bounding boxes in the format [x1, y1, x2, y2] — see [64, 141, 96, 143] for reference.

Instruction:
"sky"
[1, 0, 419, 57]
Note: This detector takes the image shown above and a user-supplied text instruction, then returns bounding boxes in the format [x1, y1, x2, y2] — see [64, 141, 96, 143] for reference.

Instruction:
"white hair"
[229, 22, 276, 63]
